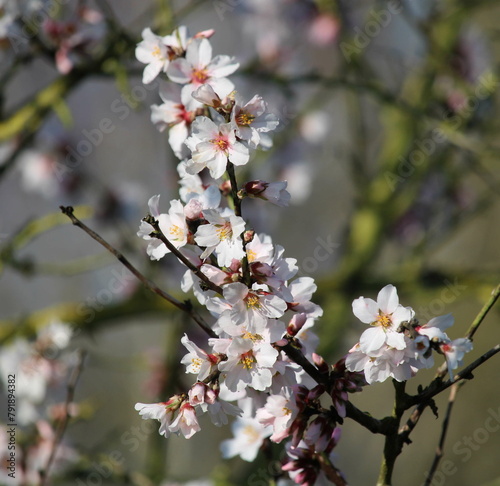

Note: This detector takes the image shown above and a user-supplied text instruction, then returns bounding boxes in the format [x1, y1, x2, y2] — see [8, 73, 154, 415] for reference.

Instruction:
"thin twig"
[430, 283, 500, 380]
[60, 206, 216, 338]
[144, 215, 223, 295]
[466, 283, 500, 340]
[39, 350, 86, 486]
[400, 344, 500, 441]
[424, 383, 461, 486]
[419, 344, 500, 402]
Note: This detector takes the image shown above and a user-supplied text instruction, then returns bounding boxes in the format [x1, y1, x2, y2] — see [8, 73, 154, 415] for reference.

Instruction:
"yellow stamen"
[242, 424, 261, 442]
[190, 357, 202, 371]
[192, 68, 209, 83]
[373, 313, 392, 328]
[242, 331, 263, 341]
[246, 294, 261, 309]
[239, 352, 256, 369]
[216, 223, 232, 241]
[236, 112, 255, 126]
[170, 224, 184, 239]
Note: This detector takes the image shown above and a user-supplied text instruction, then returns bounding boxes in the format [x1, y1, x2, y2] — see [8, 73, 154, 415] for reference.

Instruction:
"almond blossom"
[135, 28, 172, 84]
[194, 208, 245, 266]
[180, 334, 218, 381]
[167, 38, 239, 109]
[352, 284, 413, 354]
[220, 415, 272, 462]
[440, 338, 473, 380]
[185, 117, 249, 179]
[135, 399, 179, 438]
[256, 387, 299, 443]
[215, 282, 287, 335]
[168, 403, 201, 439]
[231, 95, 279, 148]
[219, 336, 279, 392]
[138, 197, 188, 260]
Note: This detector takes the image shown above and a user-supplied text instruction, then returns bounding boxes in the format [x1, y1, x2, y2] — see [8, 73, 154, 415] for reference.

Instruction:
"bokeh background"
[1, 0, 499, 485]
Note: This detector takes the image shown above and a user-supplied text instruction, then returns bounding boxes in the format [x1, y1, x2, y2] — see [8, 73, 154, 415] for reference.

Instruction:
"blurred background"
[0, 0, 499, 485]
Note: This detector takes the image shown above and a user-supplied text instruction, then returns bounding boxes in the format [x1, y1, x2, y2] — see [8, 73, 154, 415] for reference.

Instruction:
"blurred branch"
[466, 283, 500, 339]
[38, 349, 86, 486]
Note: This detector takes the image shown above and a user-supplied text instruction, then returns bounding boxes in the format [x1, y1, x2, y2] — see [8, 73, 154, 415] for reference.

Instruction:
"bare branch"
[60, 206, 216, 338]
[423, 383, 461, 486]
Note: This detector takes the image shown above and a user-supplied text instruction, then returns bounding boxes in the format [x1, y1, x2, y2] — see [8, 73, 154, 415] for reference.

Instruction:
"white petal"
[377, 285, 399, 314]
[359, 327, 386, 354]
[352, 297, 378, 323]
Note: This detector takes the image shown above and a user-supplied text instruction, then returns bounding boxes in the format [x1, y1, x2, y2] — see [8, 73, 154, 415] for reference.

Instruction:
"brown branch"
[39, 350, 86, 486]
[399, 344, 500, 442]
[60, 206, 216, 338]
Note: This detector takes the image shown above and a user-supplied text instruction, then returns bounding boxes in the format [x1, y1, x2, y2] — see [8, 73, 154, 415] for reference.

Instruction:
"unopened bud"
[312, 352, 329, 374]
[287, 313, 307, 336]
[244, 230, 255, 243]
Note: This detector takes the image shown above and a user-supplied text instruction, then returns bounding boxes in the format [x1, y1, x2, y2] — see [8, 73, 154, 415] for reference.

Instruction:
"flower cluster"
[345, 284, 473, 383]
[133, 25, 474, 486]
[133, 24, 346, 481]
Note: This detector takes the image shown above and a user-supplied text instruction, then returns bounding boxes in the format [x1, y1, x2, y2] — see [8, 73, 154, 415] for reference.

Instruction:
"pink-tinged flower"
[134, 396, 182, 437]
[220, 416, 272, 462]
[185, 117, 249, 179]
[256, 387, 298, 443]
[352, 284, 414, 354]
[183, 185, 221, 220]
[285, 277, 323, 318]
[188, 384, 242, 427]
[416, 314, 454, 342]
[231, 95, 279, 148]
[137, 197, 188, 260]
[180, 334, 218, 381]
[169, 403, 201, 439]
[242, 180, 291, 207]
[246, 233, 274, 264]
[167, 38, 239, 110]
[194, 208, 245, 266]
[440, 338, 473, 380]
[150, 83, 196, 159]
[191, 84, 224, 108]
[219, 337, 278, 392]
[216, 282, 287, 335]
